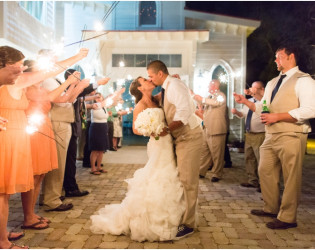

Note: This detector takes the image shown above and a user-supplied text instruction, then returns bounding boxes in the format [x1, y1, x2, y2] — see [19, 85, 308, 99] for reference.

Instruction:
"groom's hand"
[158, 127, 169, 137]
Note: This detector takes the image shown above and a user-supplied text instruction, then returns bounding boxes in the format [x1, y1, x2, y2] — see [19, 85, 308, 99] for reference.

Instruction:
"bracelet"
[202, 97, 206, 104]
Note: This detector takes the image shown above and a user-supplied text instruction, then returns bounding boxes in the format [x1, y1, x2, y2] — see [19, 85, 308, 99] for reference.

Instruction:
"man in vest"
[147, 60, 203, 239]
[233, 45, 315, 229]
[232, 81, 265, 189]
[193, 80, 228, 182]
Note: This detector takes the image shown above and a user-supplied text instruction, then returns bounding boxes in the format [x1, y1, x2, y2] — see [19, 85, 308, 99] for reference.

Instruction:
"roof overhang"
[82, 30, 210, 42]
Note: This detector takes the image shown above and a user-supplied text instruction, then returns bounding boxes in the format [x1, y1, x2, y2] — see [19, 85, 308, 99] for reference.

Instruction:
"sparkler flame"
[106, 98, 113, 107]
[26, 125, 38, 134]
[28, 113, 44, 126]
[117, 103, 123, 110]
[119, 61, 125, 67]
[26, 113, 44, 134]
[217, 95, 224, 103]
[94, 21, 103, 31]
[36, 55, 55, 72]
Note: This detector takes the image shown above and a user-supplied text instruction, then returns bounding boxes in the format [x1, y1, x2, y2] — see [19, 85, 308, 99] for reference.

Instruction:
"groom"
[147, 60, 203, 239]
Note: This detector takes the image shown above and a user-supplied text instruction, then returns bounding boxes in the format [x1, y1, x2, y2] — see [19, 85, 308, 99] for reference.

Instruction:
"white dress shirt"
[255, 66, 315, 124]
[41, 78, 73, 108]
[162, 75, 201, 129]
[237, 98, 265, 133]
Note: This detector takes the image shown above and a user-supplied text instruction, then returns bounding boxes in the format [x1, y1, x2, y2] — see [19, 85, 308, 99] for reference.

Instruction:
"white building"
[0, 1, 260, 142]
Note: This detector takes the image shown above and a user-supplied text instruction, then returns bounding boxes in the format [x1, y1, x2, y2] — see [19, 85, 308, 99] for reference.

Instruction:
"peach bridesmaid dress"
[25, 86, 58, 175]
[0, 85, 34, 194]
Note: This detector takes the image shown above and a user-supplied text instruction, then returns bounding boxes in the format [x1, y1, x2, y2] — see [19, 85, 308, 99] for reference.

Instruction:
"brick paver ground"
[8, 146, 315, 249]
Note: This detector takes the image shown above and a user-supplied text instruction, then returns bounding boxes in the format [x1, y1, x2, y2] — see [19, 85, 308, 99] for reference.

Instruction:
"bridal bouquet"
[134, 108, 165, 140]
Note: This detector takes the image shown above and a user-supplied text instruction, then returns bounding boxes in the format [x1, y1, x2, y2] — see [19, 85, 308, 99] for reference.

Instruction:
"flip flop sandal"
[8, 231, 25, 241]
[90, 170, 101, 175]
[39, 216, 51, 223]
[9, 243, 29, 249]
[98, 169, 107, 173]
[21, 221, 49, 230]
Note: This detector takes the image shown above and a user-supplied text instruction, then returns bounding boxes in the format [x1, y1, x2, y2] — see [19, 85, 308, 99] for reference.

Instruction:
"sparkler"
[106, 98, 114, 107]
[109, 87, 114, 94]
[117, 103, 123, 110]
[26, 113, 64, 141]
[119, 61, 125, 67]
[26, 125, 38, 134]
[28, 113, 44, 127]
[25, 114, 65, 149]
[94, 21, 103, 32]
[36, 55, 56, 72]
[216, 95, 224, 103]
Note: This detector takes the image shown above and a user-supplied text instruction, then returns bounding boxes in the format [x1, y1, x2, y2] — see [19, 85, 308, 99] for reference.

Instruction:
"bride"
[90, 77, 185, 242]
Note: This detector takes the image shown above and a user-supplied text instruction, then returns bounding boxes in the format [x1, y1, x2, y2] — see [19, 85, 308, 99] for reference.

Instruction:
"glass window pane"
[159, 54, 170, 67]
[147, 54, 158, 64]
[170, 54, 182, 67]
[139, 1, 157, 25]
[112, 54, 124, 67]
[135, 54, 147, 67]
[124, 54, 135, 67]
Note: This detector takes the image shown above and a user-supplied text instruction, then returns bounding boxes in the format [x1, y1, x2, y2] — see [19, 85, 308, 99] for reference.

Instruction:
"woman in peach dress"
[0, 46, 88, 249]
[24, 60, 82, 226]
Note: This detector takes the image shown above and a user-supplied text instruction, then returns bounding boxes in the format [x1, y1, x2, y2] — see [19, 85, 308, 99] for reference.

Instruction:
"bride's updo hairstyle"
[129, 76, 142, 104]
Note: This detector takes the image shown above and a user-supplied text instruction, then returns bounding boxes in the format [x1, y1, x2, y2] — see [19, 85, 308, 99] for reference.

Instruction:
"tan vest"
[267, 72, 304, 133]
[203, 91, 228, 135]
[163, 81, 201, 139]
[50, 103, 75, 123]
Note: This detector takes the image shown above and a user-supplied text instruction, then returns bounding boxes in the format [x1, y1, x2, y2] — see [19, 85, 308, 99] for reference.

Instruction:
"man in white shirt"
[233, 45, 315, 229]
[40, 48, 89, 212]
[147, 60, 203, 239]
[232, 81, 265, 189]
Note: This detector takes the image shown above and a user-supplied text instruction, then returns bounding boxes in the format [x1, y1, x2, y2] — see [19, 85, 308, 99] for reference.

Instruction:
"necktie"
[270, 74, 286, 103]
[245, 100, 256, 132]
[161, 88, 165, 106]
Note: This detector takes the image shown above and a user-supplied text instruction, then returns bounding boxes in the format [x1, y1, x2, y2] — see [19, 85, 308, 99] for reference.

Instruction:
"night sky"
[185, 1, 315, 84]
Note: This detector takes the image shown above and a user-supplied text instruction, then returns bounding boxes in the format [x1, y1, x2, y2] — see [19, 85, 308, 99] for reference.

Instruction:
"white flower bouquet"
[134, 108, 165, 140]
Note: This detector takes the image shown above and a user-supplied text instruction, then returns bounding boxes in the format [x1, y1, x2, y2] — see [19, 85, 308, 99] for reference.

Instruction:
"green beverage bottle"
[261, 100, 270, 113]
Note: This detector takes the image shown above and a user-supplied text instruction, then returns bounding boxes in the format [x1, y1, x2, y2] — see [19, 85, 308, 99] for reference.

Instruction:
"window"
[20, 1, 43, 21]
[112, 54, 182, 68]
[19, 1, 54, 27]
[139, 1, 157, 25]
[147, 54, 158, 64]
[135, 54, 146, 67]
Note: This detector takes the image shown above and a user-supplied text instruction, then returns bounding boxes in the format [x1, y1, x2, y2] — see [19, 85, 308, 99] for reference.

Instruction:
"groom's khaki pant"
[174, 125, 203, 228]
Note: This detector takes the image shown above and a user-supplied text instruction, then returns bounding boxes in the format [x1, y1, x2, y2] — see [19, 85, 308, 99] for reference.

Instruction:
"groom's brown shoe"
[266, 219, 297, 229]
[251, 209, 277, 218]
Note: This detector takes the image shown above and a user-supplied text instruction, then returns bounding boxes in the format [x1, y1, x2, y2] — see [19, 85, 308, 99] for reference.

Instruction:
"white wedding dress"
[90, 108, 185, 242]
